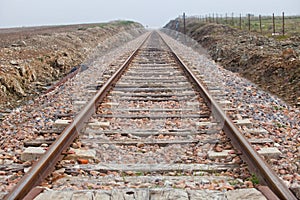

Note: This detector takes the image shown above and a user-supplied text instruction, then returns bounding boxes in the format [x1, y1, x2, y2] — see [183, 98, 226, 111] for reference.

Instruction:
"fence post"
[282, 12, 285, 35]
[272, 13, 276, 35]
[232, 13, 234, 26]
[239, 14, 242, 29]
[183, 12, 186, 35]
[248, 14, 251, 31]
[259, 15, 262, 34]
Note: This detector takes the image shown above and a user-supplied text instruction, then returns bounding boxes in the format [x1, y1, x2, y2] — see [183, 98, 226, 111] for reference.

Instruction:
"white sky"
[0, 0, 299, 28]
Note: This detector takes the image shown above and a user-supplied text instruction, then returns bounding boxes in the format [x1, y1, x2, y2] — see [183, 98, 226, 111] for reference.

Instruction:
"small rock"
[126, 171, 134, 176]
[290, 183, 300, 199]
[64, 148, 96, 160]
[10, 60, 18, 65]
[281, 48, 296, 60]
[56, 57, 65, 66]
[137, 142, 145, 148]
[41, 143, 48, 147]
[11, 40, 26, 47]
[77, 158, 89, 164]
[164, 180, 173, 187]
[24, 167, 31, 173]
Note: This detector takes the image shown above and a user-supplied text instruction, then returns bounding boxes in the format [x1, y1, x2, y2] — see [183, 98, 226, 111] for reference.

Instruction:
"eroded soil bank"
[164, 19, 300, 107]
[0, 21, 145, 113]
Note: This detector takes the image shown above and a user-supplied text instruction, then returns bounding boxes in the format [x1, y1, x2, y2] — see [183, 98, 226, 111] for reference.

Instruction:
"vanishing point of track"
[4, 31, 297, 200]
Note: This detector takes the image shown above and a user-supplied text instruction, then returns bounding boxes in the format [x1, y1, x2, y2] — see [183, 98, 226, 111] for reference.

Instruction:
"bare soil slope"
[0, 21, 144, 112]
[165, 19, 300, 106]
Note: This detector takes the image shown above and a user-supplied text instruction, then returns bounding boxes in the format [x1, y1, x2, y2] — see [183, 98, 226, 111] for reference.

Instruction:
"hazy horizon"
[1, 0, 299, 29]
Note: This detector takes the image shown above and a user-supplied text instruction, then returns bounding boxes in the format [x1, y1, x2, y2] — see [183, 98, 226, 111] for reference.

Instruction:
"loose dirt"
[164, 19, 300, 107]
[0, 21, 144, 112]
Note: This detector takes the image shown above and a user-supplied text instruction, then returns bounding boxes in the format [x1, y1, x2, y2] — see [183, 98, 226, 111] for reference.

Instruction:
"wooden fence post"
[183, 12, 186, 35]
[282, 12, 285, 35]
[239, 14, 242, 29]
[248, 14, 251, 31]
[272, 13, 276, 35]
[259, 15, 262, 33]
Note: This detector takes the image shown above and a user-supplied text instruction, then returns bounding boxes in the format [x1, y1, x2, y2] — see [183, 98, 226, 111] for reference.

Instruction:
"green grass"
[275, 122, 286, 128]
[85, 21, 135, 29]
[228, 179, 240, 186]
[103, 20, 135, 27]
[246, 174, 260, 185]
[135, 171, 144, 176]
[115, 20, 135, 26]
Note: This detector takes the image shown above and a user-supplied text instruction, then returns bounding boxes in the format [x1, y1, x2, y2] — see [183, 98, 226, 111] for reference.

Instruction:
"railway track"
[3, 31, 297, 200]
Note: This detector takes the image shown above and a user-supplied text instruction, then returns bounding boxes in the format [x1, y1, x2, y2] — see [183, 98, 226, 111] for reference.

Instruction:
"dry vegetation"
[165, 18, 300, 106]
[0, 21, 144, 113]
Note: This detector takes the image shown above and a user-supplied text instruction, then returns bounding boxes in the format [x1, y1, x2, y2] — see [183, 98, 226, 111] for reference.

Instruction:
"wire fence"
[182, 12, 300, 37]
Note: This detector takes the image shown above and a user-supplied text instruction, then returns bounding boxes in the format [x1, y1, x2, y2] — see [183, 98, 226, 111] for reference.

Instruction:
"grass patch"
[135, 171, 144, 176]
[274, 35, 290, 40]
[92, 21, 135, 29]
[96, 23, 108, 28]
[275, 122, 286, 128]
[229, 179, 240, 186]
[246, 174, 259, 185]
[78, 27, 87, 31]
[115, 20, 135, 26]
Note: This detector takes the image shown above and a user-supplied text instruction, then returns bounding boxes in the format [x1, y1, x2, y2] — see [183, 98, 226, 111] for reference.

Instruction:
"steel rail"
[4, 32, 151, 200]
[158, 31, 297, 200]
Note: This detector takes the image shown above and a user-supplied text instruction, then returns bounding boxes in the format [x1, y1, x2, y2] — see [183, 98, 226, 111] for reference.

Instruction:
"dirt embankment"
[0, 21, 144, 111]
[165, 19, 300, 106]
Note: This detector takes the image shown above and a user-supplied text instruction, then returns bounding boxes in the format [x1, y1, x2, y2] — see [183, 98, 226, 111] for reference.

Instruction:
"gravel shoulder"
[164, 19, 300, 107]
[0, 21, 145, 112]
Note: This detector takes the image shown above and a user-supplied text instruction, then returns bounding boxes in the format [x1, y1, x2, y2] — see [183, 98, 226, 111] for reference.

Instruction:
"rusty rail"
[4, 32, 150, 200]
[158, 31, 296, 200]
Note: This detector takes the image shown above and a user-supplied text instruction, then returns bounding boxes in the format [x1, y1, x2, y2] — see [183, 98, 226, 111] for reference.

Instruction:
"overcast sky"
[0, 0, 299, 28]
